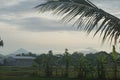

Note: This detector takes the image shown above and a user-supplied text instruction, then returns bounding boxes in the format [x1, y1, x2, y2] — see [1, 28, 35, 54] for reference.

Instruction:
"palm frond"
[35, 0, 120, 44]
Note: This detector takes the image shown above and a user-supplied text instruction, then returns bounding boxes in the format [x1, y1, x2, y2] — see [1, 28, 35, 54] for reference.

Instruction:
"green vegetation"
[0, 66, 78, 80]
[112, 45, 119, 80]
[0, 76, 78, 80]
[34, 0, 120, 78]
[0, 48, 120, 80]
[33, 48, 120, 80]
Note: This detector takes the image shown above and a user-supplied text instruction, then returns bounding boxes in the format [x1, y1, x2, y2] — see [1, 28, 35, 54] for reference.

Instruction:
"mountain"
[79, 47, 98, 54]
[8, 48, 29, 56]
[0, 54, 4, 57]
[13, 48, 29, 54]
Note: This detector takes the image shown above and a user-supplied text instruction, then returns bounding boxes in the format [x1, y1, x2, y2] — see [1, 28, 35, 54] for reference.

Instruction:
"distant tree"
[54, 54, 66, 77]
[112, 45, 119, 80]
[96, 51, 108, 80]
[77, 54, 84, 79]
[35, 50, 56, 77]
[63, 48, 71, 77]
[52, 54, 60, 77]
[45, 50, 55, 77]
[22, 53, 25, 56]
[73, 52, 88, 79]
[34, 53, 46, 76]
[34, 54, 42, 67]
[28, 52, 36, 57]
[86, 53, 96, 66]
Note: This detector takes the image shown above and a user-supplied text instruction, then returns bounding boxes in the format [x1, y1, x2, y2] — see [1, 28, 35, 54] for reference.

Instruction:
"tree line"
[34, 47, 120, 80]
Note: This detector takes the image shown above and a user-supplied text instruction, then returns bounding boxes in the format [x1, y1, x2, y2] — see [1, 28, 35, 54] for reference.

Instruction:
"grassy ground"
[0, 66, 78, 80]
[0, 66, 119, 80]
[0, 76, 78, 80]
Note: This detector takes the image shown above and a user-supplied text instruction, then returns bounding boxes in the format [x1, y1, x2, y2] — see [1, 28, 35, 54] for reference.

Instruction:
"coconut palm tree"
[112, 45, 118, 80]
[96, 52, 108, 79]
[35, 0, 120, 44]
[63, 48, 71, 77]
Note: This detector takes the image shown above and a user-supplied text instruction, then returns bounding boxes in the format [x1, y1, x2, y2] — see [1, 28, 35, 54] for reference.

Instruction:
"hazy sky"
[0, 0, 120, 54]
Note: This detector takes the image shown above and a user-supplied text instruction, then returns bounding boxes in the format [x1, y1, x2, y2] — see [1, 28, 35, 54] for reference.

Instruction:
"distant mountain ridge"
[13, 48, 29, 54]
[79, 47, 98, 54]
[4, 47, 98, 57]
[0, 54, 4, 57]
[8, 48, 29, 56]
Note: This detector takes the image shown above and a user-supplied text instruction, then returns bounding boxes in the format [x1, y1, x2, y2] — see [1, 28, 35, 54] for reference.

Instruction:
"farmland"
[0, 66, 78, 80]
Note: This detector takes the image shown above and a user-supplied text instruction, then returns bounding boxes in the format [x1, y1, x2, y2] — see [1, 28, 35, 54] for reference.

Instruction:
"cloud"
[0, 0, 120, 32]
[91, 0, 120, 17]
[0, 0, 120, 54]
[0, 17, 73, 32]
[0, 0, 27, 8]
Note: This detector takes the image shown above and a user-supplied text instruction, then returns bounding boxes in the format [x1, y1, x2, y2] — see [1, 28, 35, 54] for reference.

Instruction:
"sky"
[0, 0, 120, 55]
